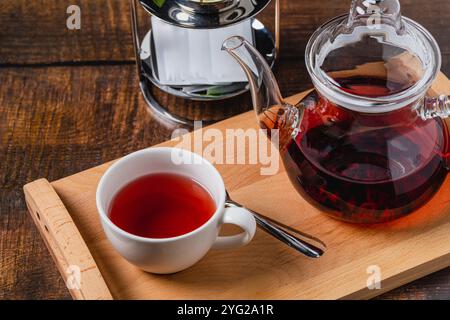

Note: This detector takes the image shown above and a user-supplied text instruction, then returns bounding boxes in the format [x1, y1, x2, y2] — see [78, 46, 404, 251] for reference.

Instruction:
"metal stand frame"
[129, 0, 281, 126]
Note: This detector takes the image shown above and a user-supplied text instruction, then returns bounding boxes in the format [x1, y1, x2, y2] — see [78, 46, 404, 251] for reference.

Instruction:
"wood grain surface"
[23, 179, 112, 300]
[23, 84, 450, 300]
[1, 0, 450, 299]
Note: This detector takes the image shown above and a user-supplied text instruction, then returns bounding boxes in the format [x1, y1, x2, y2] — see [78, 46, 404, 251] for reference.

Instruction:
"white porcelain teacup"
[96, 147, 256, 274]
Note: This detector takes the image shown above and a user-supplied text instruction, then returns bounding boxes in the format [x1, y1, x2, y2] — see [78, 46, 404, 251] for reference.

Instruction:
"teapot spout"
[222, 36, 300, 142]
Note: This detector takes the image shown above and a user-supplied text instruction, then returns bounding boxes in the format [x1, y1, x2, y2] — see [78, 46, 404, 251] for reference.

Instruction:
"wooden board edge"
[340, 253, 450, 300]
[23, 179, 113, 300]
[22, 72, 450, 300]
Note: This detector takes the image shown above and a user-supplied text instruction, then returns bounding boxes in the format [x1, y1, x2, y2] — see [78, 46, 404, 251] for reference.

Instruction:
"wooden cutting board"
[23, 73, 450, 300]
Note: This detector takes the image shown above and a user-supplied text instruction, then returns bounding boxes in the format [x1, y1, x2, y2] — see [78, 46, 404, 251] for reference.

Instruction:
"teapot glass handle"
[419, 95, 450, 171]
[418, 95, 450, 120]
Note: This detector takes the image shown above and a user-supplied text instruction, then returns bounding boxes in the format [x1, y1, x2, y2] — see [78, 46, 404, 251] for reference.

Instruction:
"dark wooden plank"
[0, 64, 255, 299]
[379, 268, 450, 300]
[278, 0, 450, 59]
[1, 60, 450, 300]
[0, 0, 136, 64]
[0, 191, 71, 300]
[0, 65, 169, 299]
[1, 0, 450, 300]
[2, 0, 450, 64]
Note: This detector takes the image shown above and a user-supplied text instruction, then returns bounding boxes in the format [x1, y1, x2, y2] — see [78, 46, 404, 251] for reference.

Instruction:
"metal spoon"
[225, 191, 325, 258]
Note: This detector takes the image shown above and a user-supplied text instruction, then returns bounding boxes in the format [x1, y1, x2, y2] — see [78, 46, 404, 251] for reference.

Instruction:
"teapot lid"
[305, 0, 441, 113]
[139, 0, 271, 29]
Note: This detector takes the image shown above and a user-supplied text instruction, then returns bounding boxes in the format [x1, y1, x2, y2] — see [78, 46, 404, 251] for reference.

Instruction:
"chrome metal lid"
[139, 0, 271, 28]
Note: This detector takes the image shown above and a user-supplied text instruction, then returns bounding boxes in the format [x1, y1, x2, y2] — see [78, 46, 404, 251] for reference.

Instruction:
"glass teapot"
[223, 0, 450, 223]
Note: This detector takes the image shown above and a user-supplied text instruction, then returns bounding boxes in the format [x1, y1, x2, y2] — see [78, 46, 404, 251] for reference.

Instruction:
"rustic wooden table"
[1, 0, 450, 300]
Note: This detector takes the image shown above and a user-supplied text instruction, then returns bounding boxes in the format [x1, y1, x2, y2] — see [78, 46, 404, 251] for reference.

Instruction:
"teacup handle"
[212, 207, 257, 250]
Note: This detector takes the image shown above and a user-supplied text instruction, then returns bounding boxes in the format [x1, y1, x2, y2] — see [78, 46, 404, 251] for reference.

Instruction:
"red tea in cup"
[97, 147, 256, 273]
[109, 173, 216, 238]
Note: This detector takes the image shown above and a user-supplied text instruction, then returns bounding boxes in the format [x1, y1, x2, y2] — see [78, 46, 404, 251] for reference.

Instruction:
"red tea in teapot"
[223, 0, 450, 224]
[281, 76, 449, 223]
